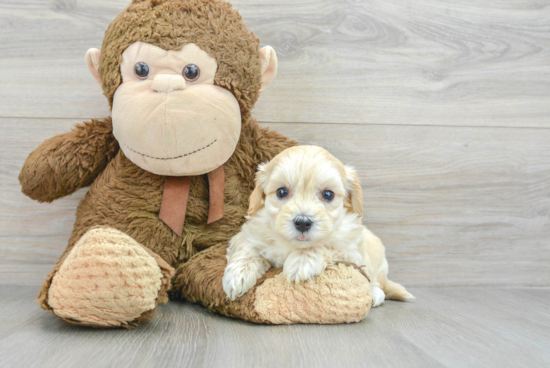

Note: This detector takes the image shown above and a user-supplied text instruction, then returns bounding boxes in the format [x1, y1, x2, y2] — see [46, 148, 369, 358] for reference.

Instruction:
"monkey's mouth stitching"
[124, 139, 217, 160]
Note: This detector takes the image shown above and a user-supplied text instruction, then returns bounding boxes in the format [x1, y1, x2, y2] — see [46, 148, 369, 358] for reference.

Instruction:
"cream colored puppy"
[223, 145, 413, 306]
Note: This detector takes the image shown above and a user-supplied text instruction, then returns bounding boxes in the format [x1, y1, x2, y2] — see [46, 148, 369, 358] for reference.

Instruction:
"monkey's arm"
[19, 117, 119, 202]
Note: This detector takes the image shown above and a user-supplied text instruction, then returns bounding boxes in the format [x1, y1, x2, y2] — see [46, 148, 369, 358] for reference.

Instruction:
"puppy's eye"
[276, 187, 289, 199]
[183, 64, 200, 81]
[135, 62, 150, 80]
[322, 190, 334, 201]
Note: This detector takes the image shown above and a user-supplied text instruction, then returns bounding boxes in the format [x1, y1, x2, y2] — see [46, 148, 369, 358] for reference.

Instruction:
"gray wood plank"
[1, 118, 549, 287]
[0, 285, 549, 368]
[0, 0, 549, 127]
[392, 288, 550, 367]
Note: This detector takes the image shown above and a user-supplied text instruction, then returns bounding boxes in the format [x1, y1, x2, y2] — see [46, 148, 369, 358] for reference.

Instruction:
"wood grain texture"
[2, 118, 549, 287]
[0, 285, 549, 368]
[0, 0, 549, 127]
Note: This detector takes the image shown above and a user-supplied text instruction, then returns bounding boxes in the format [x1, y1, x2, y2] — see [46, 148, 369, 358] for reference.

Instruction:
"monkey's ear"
[259, 46, 278, 92]
[85, 48, 102, 86]
[344, 165, 364, 217]
[248, 163, 268, 216]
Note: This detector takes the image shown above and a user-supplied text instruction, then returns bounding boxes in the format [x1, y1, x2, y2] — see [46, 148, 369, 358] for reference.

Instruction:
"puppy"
[222, 145, 413, 306]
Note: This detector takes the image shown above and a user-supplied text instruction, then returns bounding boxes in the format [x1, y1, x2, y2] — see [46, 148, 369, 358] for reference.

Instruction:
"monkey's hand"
[19, 117, 119, 202]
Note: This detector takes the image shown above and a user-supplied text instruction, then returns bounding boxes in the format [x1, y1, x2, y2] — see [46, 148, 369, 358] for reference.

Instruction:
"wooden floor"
[0, 285, 549, 368]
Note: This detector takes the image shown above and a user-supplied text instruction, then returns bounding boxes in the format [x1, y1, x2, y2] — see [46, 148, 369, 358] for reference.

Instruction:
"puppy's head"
[248, 146, 363, 246]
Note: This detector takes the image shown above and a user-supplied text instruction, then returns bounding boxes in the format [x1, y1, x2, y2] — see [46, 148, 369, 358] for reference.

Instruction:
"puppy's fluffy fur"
[223, 145, 413, 306]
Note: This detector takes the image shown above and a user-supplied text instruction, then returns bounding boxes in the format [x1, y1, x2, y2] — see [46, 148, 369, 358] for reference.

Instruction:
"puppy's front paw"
[223, 261, 267, 301]
[283, 250, 327, 283]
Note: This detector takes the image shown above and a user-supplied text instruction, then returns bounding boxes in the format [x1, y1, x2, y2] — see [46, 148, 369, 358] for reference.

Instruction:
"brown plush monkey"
[19, 0, 371, 328]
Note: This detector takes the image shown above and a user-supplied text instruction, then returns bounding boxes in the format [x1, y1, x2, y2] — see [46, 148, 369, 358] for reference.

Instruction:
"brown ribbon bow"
[159, 166, 225, 237]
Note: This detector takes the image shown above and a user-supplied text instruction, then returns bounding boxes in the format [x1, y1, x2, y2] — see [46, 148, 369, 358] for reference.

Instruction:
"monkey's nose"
[294, 216, 313, 233]
[151, 74, 186, 92]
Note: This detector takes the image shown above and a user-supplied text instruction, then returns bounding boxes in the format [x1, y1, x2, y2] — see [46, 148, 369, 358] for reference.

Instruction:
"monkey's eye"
[322, 190, 335, 202]
[183, 64, 200, 82]
[276, 188, 289, 199]
[134, 62, 150, 80]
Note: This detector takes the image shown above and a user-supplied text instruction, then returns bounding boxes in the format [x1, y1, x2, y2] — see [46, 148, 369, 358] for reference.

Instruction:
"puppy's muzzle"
[294, 216, 313, 233]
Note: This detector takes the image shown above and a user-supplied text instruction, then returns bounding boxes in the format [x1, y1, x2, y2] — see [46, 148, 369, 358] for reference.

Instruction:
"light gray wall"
[1, 0, 548, 286]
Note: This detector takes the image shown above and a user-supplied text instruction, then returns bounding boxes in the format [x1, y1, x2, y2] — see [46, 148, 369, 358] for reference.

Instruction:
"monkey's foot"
[175, 243, 372, 324]
[45, 227, 174, 328]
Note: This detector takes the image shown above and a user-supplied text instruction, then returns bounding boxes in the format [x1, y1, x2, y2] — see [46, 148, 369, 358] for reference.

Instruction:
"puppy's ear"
[344, 165, 363, 217]
[248, 163, 268, 216]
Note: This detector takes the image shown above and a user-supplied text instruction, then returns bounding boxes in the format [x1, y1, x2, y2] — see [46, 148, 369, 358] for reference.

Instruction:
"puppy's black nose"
[294, 217, 313, 233]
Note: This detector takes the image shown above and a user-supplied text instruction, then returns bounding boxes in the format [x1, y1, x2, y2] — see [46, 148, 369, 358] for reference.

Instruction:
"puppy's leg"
[283, 248, 328, 283]
[223, 233, 270, 301]
[360, 228, 413, 306]
[370, 282, 386, 307]
[370, 257, 387, 308]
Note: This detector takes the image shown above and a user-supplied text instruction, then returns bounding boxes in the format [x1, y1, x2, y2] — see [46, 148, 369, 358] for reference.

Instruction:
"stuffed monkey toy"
[19, 0, 372, 328]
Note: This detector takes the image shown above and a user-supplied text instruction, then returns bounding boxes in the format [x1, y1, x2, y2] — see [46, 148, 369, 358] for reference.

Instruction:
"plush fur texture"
[29, 117, 296, 326]
[48, 226, 174, 328]
[174, 242, 372, 324]
[253, 263, 372, 324]
[20, 0, 373, 327]
[100, 0, 263, 118]
[19, 118, 119, 203]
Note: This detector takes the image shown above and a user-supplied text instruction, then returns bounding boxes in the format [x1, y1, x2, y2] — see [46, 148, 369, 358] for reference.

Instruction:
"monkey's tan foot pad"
[47, 226, 175, 328]
[175, 242, 372, 324]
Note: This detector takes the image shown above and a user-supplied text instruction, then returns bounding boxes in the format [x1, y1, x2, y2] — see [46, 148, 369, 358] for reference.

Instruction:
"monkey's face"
[110, 41, 241, 176]
[85, 0, 278, 176]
